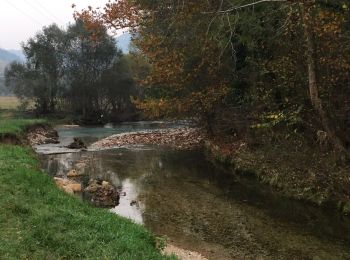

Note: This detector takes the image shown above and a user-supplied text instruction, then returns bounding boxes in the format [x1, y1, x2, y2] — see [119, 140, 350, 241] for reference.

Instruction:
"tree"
[5, 20, 138, 122]
[64, 20, 118, 119]
[102, 56, 136, 116]
[23, 24, 67, 113]
[5, 62, 50, 112]
[75, 0, 350, 152]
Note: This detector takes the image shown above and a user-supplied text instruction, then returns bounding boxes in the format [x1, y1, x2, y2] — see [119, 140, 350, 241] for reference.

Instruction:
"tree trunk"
[49, 96, 55, 113]
[300, 3, 346, 154]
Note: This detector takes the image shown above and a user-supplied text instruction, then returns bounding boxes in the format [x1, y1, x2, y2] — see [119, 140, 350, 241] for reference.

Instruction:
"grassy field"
[0, 117, 172, 259]
[0, 110, 46, 135]
[0, 100, 48, 135]
[0, 118, 46, 135]
[0, 96, 21, 110]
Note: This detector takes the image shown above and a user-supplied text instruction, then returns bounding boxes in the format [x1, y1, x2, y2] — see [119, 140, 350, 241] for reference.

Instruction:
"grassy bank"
[0, 116, 171, 259]
[0, 109, 46, 135]
[0, 118, 46, 135]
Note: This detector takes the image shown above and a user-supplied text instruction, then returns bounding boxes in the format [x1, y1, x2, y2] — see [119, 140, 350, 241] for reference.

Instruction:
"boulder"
[67, 183, 82, 192]
[85, 179, 119, 207]
[66, 137, 87, 149]
[85, 179, 100, 193]
[54, 177, 81, 194]
[67, 169, 84, 177]
[54, 177, 69, 187]
[62, 185, 74, 194]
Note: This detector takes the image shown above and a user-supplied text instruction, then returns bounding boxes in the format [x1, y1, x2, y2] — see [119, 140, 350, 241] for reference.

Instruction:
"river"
[37, 122, 350, 259]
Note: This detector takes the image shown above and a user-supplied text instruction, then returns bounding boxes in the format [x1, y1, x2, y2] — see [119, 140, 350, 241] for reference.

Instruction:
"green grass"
[0, 118, 46, 135]
[0, 116, 172, 259]
[0, 109, 46, 135]
[0, 145, 171, 259]
[0, 105, 78, 131]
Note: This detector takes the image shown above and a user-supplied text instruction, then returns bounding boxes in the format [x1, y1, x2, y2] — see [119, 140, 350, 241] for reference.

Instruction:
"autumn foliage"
[75, 0, 350, 150]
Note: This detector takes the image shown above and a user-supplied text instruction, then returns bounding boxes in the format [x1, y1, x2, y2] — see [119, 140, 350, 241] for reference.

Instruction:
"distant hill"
[0, 48, 23, 75]
[0, 48, 23, 95]
[0, 60, 7, 75]
[8, 49, 25, 61]
[116, 33, 131, 53]
[0, 48, 21, 62]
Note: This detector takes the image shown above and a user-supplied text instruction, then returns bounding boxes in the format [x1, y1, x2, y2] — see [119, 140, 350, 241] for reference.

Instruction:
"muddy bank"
[0, 123, 59, 146]
[205, 139, 350, 216]
[89, 127, 204, 150]
[0, 133, 22, 145]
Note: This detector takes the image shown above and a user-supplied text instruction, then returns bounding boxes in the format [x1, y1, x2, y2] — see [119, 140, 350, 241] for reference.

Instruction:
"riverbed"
[37, 122, 350, 259]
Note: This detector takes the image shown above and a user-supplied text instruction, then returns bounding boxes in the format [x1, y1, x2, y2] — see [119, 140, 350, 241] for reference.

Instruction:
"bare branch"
[203, 0, 288, 14]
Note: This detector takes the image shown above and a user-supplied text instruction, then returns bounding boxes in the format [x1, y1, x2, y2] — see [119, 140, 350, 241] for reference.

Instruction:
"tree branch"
[203, 0, 288, 14]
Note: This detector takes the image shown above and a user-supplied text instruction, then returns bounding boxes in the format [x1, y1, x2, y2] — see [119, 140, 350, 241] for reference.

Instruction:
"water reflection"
[111, 178, 145, 224]
[39, 125, 350, 259]
[35, 121, 191, 155]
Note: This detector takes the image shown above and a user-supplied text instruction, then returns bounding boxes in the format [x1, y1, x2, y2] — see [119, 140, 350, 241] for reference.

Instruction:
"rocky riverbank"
[89, 127, 204, 150]
[26, 124, 59, 146]
[1, 123, 59, 146]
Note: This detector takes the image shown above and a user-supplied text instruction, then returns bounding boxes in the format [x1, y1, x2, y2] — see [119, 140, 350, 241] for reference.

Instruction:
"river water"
[37, 122, 350, 259]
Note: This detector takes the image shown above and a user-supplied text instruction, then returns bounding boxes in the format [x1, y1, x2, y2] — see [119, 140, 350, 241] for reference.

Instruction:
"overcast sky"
[0, 0, 109, 50]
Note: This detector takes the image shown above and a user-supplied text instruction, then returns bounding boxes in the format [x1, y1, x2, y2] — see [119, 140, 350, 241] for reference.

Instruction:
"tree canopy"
[5, 20, 137, 122]
[75, 0, 350, 152]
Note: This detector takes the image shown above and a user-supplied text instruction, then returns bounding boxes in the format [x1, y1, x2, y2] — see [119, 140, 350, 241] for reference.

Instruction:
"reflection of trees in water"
[44, 153, 80, 177]
[137, 150, 350, 259]
[42, 149, 350, 259]
[139, 150, 216, 234]
[111, 178, 145, 224]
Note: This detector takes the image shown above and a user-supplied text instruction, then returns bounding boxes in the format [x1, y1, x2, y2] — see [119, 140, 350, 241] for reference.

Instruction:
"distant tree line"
[5, 20, 141, 123]
[0, 78, 9, 96]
